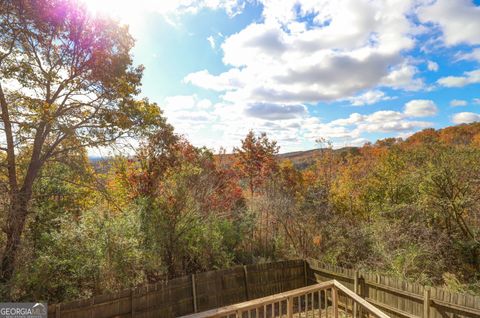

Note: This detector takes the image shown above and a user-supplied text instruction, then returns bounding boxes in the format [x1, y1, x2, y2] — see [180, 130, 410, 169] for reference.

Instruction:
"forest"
[1, 0, 480, 303]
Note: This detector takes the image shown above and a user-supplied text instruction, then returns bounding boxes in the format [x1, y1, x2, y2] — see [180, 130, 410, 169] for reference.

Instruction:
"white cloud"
[168, 97, 437, 152]
[473, 98, 480, 104]
[347, 138, 370, 147]
[186, 0, 422, 105]
[417, 0, 480, 46]
[456, 48, 480, 63]
[450, 99, 468, 107]
[197, 99, 213, 109]
[184, 68, 246, 91]
[162, 95, 216, 113]
[210, 102, 311, 150]
[120, 0, 480, 152]
[304, 104, 434, 142]
[396, 131, 417, 139]
[427, 60, 439, 71]
[161, 95, 218, 134]
[404, 100, 438, 117]
[172, 110, 216, 122]
[452, 112, 480, 124]
[207, 35, 216, 49]
[151, 0, 245, 16]
[359, 120, 432, 134]
[381, 63, 425, 91]
[163, 95, 197, 110]
[347, 90, 391, 106]
[244, 103, 307, 120]
[437, 69, 480, 87]
[83, 0, 246, 24]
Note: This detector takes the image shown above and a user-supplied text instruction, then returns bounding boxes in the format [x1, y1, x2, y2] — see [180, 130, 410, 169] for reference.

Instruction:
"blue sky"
[83, 0, 480, 153]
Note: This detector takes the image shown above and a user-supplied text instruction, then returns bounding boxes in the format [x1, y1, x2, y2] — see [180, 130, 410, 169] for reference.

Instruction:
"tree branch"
[0, 82, 18, 193]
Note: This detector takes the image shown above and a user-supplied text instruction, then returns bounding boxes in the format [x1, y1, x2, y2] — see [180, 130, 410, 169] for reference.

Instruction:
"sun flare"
[81, 0, 139, 22]
[80, 0, 183, 23]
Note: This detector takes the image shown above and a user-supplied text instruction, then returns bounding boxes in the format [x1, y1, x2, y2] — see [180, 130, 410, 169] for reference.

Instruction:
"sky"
[82, 0, 480, 153]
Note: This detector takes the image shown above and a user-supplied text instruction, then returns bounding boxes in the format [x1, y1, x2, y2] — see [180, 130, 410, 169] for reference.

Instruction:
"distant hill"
[278, 122, 480, 169]
[89, 122, 480, 170]
[278, 147, 359, 169]
[404, 122, 480, 146]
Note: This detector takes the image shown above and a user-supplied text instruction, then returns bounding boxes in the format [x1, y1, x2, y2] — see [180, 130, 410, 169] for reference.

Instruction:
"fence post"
[303, 260, 308, 286]
[55, 304, 60, 318]
[90, 297, 95, 318]
[360, 274, 369, 318]
[332, 287, 339, 318]
[353, 270, 359, 318]
[131, 288, 135, 318]
[192, 274, 198, 313]
[243, 265, 250, 300]
[423, 287, 430, 318]
[287, 296, 293, 318]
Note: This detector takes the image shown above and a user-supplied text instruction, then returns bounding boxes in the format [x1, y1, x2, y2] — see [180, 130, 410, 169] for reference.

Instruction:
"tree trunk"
[0, 190, 31, 285]
[165, 244, 176, 279]
[0, 154, 40, 288]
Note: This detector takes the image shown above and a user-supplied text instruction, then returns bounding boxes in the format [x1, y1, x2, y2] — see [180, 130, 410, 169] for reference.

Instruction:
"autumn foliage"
[233, 130, 279, 196]
[1, 0, 480, 303]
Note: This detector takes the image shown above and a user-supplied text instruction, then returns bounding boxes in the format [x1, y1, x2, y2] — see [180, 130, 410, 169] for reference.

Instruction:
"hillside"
[278, 122, 480, 168]
[278, 147, 359, 169]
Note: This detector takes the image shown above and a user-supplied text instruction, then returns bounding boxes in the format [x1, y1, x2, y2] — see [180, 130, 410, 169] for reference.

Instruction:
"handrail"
[332, 280, 390, 318]
[179, 281, 334, 318]
[179, 280, 391, 318]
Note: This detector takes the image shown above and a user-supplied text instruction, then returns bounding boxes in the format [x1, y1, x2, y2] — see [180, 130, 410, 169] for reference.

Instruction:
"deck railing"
[179, 280, 390, 318]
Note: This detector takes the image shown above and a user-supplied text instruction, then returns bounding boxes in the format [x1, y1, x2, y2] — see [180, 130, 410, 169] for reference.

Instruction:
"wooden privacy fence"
[47, 260, 306, 318]
[306, 258, 480, 318]
[178, 280, 390, 318]
[46, 259, 480, 318]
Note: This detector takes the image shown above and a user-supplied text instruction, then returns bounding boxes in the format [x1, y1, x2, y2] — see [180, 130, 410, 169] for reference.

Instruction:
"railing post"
[287, 296, 293, 318]
[423, 287, 430, 318]
[332, 287, 339, 318]
[55, 304, 60, 318]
